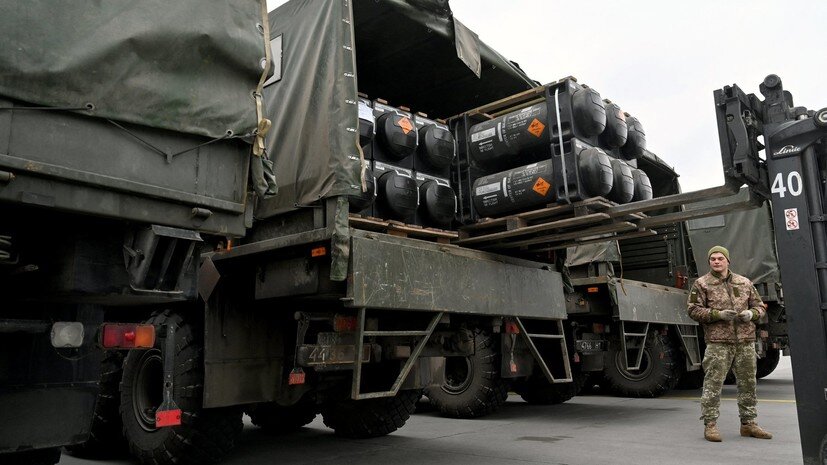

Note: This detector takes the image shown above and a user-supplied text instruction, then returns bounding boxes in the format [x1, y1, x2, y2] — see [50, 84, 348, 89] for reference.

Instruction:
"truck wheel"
[1, 448, 61, 465]
[246, 401, 318, 434]
[756, 348, 781, 379]
[120, 311, 243, 465]
[65, 351, 128, 458]
[423, 328, 509, 418]
[603, 332, 681, 398]
[321, 389, 419, 438]
[514, 372, 587, 405]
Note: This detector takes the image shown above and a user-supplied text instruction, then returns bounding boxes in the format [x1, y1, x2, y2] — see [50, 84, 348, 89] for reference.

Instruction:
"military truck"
[0, 1, 272, 463]
[418, 79, 766, 416]
[1, 1, 579, 463]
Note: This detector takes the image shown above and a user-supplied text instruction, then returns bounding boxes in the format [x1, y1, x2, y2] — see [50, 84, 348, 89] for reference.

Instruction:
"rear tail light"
[101, 323, 156, 349]
[333, 314, 358, 332]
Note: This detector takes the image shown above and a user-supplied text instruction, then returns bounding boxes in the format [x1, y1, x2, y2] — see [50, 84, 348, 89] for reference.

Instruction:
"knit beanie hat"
[708, 245, 730, 262]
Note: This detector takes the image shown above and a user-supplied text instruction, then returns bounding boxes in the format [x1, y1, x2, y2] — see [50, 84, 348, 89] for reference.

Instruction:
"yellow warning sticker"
[527, 118, 546, 137]
[397, 116, 414, 134]
[533, 177, 551, 196]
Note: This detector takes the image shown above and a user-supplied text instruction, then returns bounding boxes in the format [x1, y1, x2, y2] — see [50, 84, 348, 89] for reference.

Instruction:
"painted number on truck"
[771, 171, 803, 198]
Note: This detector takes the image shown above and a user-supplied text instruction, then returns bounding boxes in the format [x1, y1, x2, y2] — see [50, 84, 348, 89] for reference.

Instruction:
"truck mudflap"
[0, 384, 98, 452]
[346, 231, 567, 319]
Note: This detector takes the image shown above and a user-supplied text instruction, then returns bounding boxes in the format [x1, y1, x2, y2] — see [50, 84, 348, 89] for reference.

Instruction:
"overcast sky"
[269, 0, 826, 192]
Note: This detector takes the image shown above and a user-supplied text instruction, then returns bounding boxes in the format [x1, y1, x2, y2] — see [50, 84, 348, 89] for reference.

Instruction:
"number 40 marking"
[771, 171, 803, 198]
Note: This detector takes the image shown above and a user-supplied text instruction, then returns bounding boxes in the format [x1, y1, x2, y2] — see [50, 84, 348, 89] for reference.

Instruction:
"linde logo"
[773, 144, 802, 156]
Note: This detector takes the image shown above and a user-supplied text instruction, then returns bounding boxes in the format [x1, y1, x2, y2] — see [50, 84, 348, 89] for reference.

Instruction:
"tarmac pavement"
[60, 356, 802, 465]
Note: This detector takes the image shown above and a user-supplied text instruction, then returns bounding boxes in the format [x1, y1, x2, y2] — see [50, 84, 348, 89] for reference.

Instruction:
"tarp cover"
[258, 0, 362, 217]
[686, 188, 780, 286]
[353, 0, 536, 118]
[0, 1, 268, 139]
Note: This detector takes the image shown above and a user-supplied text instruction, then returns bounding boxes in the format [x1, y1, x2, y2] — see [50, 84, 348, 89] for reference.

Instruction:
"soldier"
[687, 245, 773, 442]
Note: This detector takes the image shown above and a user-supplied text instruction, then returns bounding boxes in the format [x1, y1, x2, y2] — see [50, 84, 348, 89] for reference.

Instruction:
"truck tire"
[756, 348, 781, 379]
[603, 332, 681, 398]
[321, 389, 419, 438]
[120, 311, 243, 465]
[423, 328, 509, 418]
[514, 372, 587, 405]
[1, 448, 61, 465]
[246, 401, 317, 434]
[65, 351, 128, 458]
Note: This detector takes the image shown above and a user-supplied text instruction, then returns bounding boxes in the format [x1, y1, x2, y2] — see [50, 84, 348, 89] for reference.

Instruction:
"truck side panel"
[348, 234, 567, 319]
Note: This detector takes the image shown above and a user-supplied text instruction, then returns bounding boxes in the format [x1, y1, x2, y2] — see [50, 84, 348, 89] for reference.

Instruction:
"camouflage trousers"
[700, 341, 758, 424]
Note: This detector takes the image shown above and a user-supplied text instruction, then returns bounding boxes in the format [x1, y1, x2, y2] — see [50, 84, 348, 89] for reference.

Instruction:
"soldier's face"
[709, 252, 729, 274]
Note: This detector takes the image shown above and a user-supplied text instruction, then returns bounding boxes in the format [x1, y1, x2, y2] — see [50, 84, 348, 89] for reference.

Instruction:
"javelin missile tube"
[631, 168, 653, 201]
[471, 146, 616, 217]
[608, 158, 635, 204]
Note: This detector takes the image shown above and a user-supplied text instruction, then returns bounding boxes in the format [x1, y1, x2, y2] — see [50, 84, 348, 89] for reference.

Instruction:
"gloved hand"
[737, 310, 754, 323]
[718, 309, 738, 321]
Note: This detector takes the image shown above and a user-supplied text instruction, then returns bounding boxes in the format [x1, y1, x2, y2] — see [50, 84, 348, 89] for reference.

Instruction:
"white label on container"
[358, 101, 374, 123]
[471, 127, 496, 143]
[475, 182, 501, 196]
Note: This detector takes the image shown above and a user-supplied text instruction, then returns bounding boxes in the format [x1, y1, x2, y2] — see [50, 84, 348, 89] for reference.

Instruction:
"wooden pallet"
[455, 197, 654, 252]
[349, 215, 458, 244]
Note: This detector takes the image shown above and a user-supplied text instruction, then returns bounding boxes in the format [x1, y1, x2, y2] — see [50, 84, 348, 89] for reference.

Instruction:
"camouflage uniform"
[687, 270, 765, 424]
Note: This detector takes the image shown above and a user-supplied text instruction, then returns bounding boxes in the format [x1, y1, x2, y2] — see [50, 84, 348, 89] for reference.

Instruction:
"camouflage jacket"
[687, 270, 765, 343]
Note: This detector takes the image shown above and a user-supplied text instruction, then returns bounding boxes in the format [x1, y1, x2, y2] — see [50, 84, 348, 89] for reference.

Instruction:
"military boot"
[740, 421, 772, 439]
[704, 422, 722, 442]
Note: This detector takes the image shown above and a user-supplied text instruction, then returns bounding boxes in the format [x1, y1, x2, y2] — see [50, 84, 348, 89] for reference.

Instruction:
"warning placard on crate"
[528, 118, 546, 137]
[784, 208, 799, 230]
[396, 116, 414, 134]
[533, 177, 550, 196]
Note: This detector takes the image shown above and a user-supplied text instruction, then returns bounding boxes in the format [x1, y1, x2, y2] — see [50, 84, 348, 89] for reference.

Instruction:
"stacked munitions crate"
[453, 77, 654, 223]
[350, 95, 458, 229]
[349, 77, 654, 230]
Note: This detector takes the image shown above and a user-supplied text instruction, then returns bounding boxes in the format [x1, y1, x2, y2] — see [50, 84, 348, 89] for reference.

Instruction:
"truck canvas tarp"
[0, 1, 271, 236]
[0, 0, 269, 139]
[259, 0, 536, 217]
[686, 187, 780, 291]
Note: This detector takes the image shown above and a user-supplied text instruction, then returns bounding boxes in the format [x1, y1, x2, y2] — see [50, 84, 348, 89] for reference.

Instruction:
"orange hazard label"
[397, 116, 414, 134]
[533, 177, 551, 196]
[527, 118, 546, 137]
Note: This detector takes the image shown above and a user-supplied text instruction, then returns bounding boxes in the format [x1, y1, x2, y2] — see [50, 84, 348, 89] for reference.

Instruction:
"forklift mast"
[715, 74, 827, 464]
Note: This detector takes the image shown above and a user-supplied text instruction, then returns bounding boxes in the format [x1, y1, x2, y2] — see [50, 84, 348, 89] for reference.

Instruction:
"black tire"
[756, 348, 781, 379]
[120, 311, 243, 465]
[423, 328, 509, 418]
[246, 401, 318, 434]
[514, 371, 587, 405]
[321, 389, 419, 438]
[1, 448, 60, 465]
[603, 332, 681, 398]
[65, 351, 128, 458]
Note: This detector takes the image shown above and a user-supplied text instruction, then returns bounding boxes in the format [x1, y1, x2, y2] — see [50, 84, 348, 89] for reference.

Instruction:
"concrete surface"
[60, 357, 802, 465]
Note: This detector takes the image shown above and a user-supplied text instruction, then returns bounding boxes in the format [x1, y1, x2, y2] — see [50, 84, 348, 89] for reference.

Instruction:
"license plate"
[299, 344, 371, 366]
[575, 339, 607, 353]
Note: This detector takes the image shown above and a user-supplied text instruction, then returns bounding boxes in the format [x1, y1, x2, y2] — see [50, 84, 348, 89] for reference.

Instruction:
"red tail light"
[333, 314, 358, 332]
[101, 324, 156, 349]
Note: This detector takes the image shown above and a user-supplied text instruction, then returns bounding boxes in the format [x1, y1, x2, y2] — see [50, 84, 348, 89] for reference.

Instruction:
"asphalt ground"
[60, 357, 801, 465]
